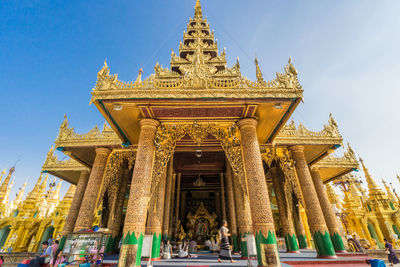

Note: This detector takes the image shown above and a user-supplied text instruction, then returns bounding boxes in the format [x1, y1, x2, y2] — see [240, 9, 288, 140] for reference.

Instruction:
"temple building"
[2, 0, 400, 266]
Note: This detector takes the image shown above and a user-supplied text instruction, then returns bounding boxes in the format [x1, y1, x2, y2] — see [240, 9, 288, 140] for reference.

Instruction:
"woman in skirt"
[218, 220, 236, 263]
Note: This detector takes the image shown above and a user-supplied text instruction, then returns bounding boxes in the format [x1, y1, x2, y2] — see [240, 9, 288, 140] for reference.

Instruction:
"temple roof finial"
[195, 0, 203, 18]
[359, 157, 381, 194]
[134, 68, 143, 85]
[255, 56, 264, 82]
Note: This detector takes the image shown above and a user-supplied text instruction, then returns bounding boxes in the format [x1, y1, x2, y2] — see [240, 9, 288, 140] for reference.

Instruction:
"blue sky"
[1, 0, 399, 199]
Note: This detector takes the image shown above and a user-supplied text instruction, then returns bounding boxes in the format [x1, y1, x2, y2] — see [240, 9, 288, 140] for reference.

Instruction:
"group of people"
[160, 220, 236, 263]
[22, 240, 59, 267]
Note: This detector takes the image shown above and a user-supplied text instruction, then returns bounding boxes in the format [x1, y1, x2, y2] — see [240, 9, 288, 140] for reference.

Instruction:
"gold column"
[174, 173, 181, 234]
[231, 169, 253, 258]
[290, 145, 336, 258]
[310, 167, 346, 252]
[293, 204, 309, 249]
[237, 118, 279, 266]
[168, 173, 176, 237]
[270, 166, 299, 253]
[74, 147, 111, 231]
[61, 170, 90, 236]
[162, 158, 174, 240]
[146, 167, 167, 260]
[220, 173, 227, 221]
[226, 164, 239, 252]
[118, 118, 159, 267]
[109, 168, 129, 237]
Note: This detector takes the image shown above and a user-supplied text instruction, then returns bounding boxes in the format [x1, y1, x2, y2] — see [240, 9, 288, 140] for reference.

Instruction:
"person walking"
[385, 238, 400, 266]
[218, 220, 235, 263]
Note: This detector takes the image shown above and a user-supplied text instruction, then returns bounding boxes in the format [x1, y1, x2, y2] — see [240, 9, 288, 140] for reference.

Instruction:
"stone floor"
[127, 250, 372, 267]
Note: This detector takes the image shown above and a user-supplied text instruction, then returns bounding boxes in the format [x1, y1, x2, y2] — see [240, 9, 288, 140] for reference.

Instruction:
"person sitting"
[29, 241, 52, 267]
[50, 249, 64, 267]
[204, 238, 212, 251]
[178, 240, 189, 258]
[211, 237, 219, 252]
[163, 240, 173, 259]
[160, 241, 165, 259]
[189, 240, 197, 253]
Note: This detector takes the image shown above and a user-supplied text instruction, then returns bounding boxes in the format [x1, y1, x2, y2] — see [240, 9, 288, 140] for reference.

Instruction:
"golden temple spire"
[51, 180, 62, 200]
[39, 174, 48, 196]
[359, 157, 382, 195]
[62, 185, 76, 201]
[0, 169, 6, 183]
[13, 181, 26, 207]
[255, 57, 264, 82]
[326, 183, 339, 205]
[194, 0, 203, 18]
[26, 173, 43, 200]
[382, 180, 396, 201]
[4, 178, 14, 205]
[0, 167, 15, 203]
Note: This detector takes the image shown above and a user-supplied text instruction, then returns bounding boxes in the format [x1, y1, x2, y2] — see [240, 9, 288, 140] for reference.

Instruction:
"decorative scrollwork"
[98, 149, 136, 213]
[150, 121, 248, 211]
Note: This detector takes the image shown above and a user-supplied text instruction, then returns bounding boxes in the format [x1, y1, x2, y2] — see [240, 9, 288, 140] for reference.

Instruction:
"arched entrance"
[38, 225, 54, 251]
[367, 222, 383, 249]
[0, 225, 11, 249]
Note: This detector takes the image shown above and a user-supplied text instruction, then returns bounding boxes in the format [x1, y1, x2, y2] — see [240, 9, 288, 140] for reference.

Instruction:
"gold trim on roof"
[54, 115, 121, 147]
[90, 0, 303, 102]
[274, 114, 343, 145]
[42, 146, 89, 172]
[313, 143, 359, 169]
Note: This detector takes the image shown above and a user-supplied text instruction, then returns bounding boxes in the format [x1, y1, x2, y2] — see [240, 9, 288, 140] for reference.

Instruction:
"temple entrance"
[172, 150, 227, 243]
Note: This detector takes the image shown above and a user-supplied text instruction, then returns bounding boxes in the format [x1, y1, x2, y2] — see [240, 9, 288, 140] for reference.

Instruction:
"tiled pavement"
[104, 250, 372, 267]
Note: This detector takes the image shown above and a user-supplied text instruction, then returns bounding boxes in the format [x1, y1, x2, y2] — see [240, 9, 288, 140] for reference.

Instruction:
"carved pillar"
[310, 167, 346, 252]
[237, 118, 280, 266]
[174, 173, 181, 237]
[226, 164, 239, 252]
[168, 173, 176, 238]
[162, 157, 174, 240]
[60, 170, 90, 247]
[180, 191, 187, 224]
[74, 147, 111, 231]
[146, 167, 167, 261]
[293, 203, 308, 249]
[270, 166, 299, 253]
[220, 173, 227, 221]
[118, 119, 159, 267]
[215, 191, 221, 223]
[231, 169, 253, 258]
[107, 167, 129, 253]
[290, 145, 336, 258]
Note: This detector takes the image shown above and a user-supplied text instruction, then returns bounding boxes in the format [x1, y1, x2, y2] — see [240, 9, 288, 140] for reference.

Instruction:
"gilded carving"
[275, 114, 342, 145]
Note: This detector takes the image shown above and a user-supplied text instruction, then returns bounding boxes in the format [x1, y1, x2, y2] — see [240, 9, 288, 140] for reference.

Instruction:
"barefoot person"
[218, 220, 236, 263]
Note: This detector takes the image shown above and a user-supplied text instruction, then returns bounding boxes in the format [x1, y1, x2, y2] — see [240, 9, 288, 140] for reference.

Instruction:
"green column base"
[118, 231, 144, 267]
[232, 234, 239, 252]
[239, 232, 249, 259]
[331, 232, 346, 252]
[313, 230, 336, 258]
[255, 230, 280, 266]
[151, 233, 162, 260]
[105, 236, 117, 253]
[297, 234, 308, 249]
[284, 233, 300, 253]
[59, 235, 67, 250]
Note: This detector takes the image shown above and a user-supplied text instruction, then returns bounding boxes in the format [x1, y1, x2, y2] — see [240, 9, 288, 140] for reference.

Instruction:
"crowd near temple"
[1, 1, 399, 266]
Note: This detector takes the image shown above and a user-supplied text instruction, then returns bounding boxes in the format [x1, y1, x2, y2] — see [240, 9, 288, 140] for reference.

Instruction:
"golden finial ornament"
[134, 68, 143, 85]
[194, 0, 202, 18]
[255, 56, 264, 82]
